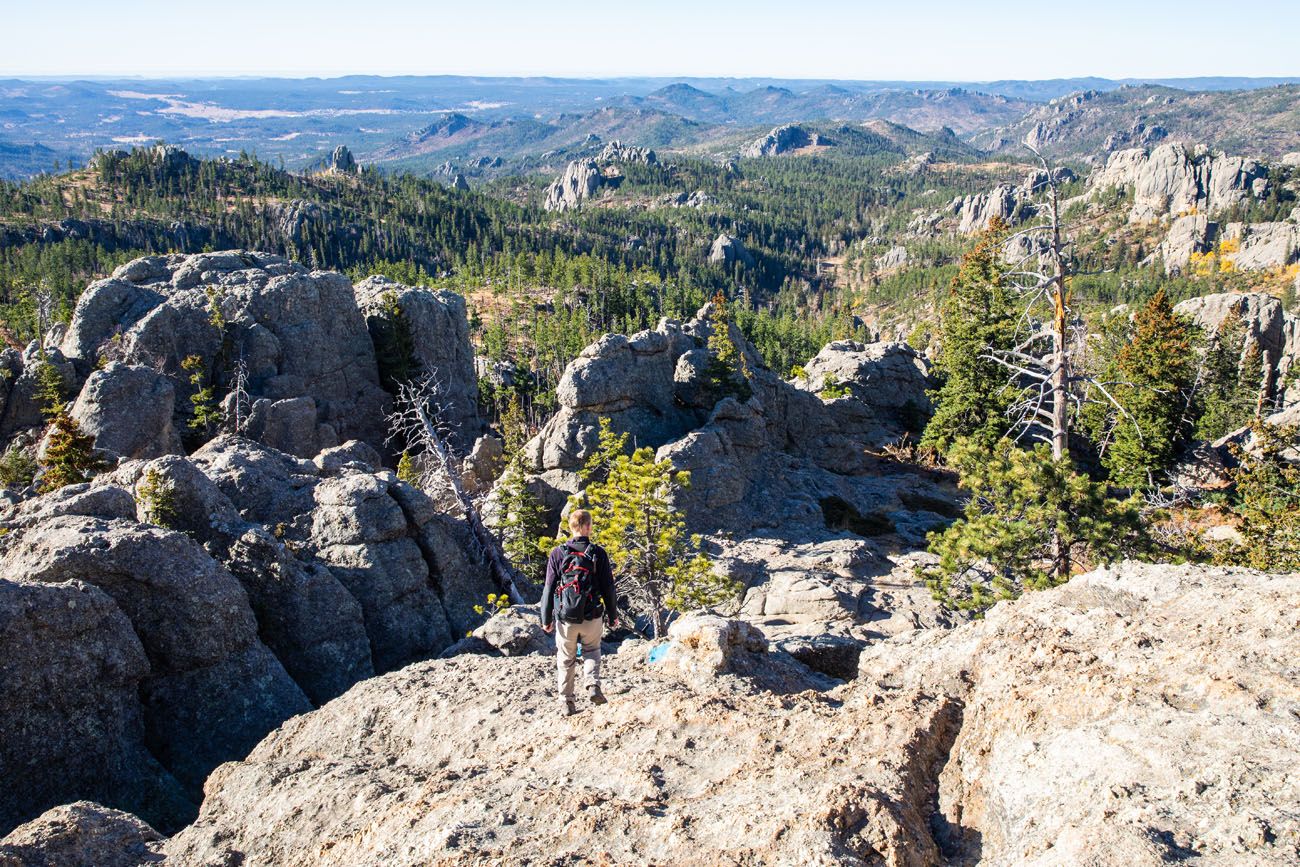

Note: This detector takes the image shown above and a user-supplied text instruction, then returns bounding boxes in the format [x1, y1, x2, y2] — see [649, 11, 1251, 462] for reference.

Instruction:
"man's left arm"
[598, 549, 618, 626]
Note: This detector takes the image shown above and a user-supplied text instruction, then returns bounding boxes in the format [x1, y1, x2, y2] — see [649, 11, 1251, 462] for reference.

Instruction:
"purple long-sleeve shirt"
[540, 536, 617, 627]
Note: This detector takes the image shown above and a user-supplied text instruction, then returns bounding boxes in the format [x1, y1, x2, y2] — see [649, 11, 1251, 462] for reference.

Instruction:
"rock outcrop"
[1158, 213, 1218, 272]
[55, 251, 392, 456]
[353, 275, 481, 443]
[742, 124, 828, 157]
[0, 802, 165, 867]
[515, 307, 952, 651]
[69, 363, 182, 460]
[1087, 143, 1269, 223]
[707, 232, 754, 267]
[1221, 221, 1299, 271]
[1174, 291, 1300, 407]
[160, 562, 1300, 866]
[542, 159, 606, 212]
[597, 141, 656, 165]
[0, 433, 500, 837]
[327, 145, 357, 174]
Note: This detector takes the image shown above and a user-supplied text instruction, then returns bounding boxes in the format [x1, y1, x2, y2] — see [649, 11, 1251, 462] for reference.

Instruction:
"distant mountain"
[2, 75, 1299, 180]
[0, 140, 72, 179]
[613, 84, 1032, 134]
[973, 84, 1300, 159]
[369, 106, 721, 172]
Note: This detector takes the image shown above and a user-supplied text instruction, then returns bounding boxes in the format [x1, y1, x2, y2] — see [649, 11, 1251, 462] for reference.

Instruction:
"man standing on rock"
[542, 509, 619, 716]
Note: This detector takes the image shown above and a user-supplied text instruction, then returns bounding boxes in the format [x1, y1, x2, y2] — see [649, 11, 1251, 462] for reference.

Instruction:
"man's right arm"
[540, 548, 556, 628]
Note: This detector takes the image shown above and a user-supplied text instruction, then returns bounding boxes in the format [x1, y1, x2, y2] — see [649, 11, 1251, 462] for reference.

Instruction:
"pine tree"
[1194, 312, 1261, 442]
[1225, 422, 1300, 570]
[920, 221, 1017, 453]
[34, 356, 66, 418]
[704, 291, 752, 403]
[495, 457, 548, 580]
[182, 354, 222, 435]
[40, 407, 105, 492]
[924, 437, 1149, 613]
[1098, 289, 1196, 489]
[572, 418, 738, 637]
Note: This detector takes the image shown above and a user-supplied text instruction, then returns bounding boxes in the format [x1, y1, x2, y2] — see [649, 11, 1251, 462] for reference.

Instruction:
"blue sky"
[5, 0, 1299, 80]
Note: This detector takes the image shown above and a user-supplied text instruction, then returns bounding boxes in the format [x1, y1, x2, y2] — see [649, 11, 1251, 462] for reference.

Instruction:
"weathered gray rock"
[58, 251, 392, 456]
[194, 437, 497, 671]
[741, 124, 827, 158]
[69, 363, 181, 460]
[461, 434, 504, 495]
[1087, 143, 1269, 223]
[131, 454, 374, 705]
[327, 144, 357, 174]
[1158, 213, 1218, 273]
[0, 345, 75, 443]
[797, 340, 932, 417]
[597, 141, 656, 164]
[354, 275, 480, 442]
[950, 183, 1031, 234]
[543, 159, 605, 211]
[0, 515, 311, 797]
[0, 579, 192, 837]
[160, 562, 1297, 866]
[0, 802, 165, 867]
[1222, 221, 1299, 270]
[707, 232, 755, 267]
[470, 604, 549, 656]
[1174, 291, 1299, 407]
[873, 245, 908, 271]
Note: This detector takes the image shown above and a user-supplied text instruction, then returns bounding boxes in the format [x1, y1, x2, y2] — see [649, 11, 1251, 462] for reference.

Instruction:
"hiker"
[541, 508, 618, 716]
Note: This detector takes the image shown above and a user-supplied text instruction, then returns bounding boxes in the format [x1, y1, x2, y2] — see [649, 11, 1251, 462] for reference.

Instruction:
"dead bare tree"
[387, 373, 528, 604]
[983, 144, 1134, 579]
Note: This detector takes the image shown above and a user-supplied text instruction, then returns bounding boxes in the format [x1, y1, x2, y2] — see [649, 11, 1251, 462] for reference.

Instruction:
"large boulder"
[160, 562, 1299, 866]
[0, 802, 166, 867]
[797, 340, 932, 420]
[741, 124, 826, 158]
[1158, 213, 1217, 273]
[0, 516, 312, 797]
[708, 232, 755, 267]
[0, 344, 75, 443]
[543, 159, 605, 212]
[1221, 221, 1299, 271]
[58, 251, 392, 456]
[0, 579, 191, 836]
[354, 275, 480, 443]
[192, 436, 498, 671]
[69, 363, 181, 460]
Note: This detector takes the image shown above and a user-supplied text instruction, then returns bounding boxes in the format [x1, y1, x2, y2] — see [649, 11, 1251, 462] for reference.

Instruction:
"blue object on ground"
[647, 643, 669, 664]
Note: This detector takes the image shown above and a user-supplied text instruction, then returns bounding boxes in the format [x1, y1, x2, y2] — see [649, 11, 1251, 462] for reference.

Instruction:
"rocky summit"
[21, 562, 1272, 865]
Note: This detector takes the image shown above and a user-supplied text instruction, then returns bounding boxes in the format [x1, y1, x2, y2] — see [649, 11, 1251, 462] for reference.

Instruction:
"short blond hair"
[568, 509, 592, 533]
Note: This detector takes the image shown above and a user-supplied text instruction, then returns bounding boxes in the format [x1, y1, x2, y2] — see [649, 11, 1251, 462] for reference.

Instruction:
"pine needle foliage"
[1097, 289, 1197, 489]
[40, 407, 105, 492]
[924, 437, 1150, 613]
[704, 292, 753, 403]
[182, 354, 223, 434]
[1194, 312, 1261, 442]
[921, 221, 1018, 454]
[571, 418, 738, 637]
[1226, 422, 1300, 571]
[496, 456, 548, 580]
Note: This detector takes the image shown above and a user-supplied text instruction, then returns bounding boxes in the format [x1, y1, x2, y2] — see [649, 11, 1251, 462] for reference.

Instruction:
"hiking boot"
[588, 687, 607, 706]
[561, 698, 578, 717]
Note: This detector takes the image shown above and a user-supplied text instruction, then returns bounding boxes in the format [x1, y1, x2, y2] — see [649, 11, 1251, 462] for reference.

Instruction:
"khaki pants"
[555, 618, 603, 699]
